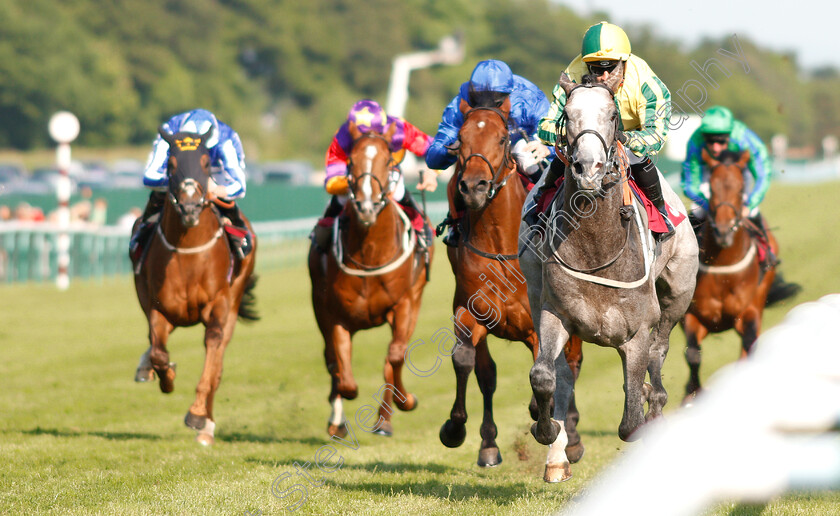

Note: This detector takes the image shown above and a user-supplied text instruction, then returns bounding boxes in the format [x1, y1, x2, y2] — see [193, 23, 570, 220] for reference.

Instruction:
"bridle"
[456, 106, 515, 199]
[346, 132, 397, 214]
[554, 82, 622, 184]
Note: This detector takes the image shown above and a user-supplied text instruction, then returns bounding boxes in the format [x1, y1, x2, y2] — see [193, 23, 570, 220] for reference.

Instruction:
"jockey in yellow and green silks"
[534, 21, 675, 239]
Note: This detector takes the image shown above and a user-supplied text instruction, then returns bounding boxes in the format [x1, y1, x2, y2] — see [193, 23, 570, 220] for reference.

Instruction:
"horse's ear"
[201, 124, 214, 146]
[558, 72, 576, 97]
[348, 120, 362, 141]
[737, 149, 751, 168]
[158, 125, 175, 145]
[459, 97, 471, 116]
[498, 96, 511, 119]
[604, 61, 625, 94]
[701, 147, 719, 168]
[383, 121, 397, 141]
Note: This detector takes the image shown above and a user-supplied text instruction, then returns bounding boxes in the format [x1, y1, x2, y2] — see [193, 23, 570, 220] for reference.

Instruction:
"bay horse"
[132, 126, 258, 446]
[680, 149, 782, 402]
[439, 97, 584, 468]
[519, 66, 698, 481]
[308, 121, 432, 438]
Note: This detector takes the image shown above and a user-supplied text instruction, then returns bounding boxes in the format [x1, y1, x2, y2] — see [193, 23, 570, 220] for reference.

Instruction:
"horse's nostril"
[458, 181, 469, 193]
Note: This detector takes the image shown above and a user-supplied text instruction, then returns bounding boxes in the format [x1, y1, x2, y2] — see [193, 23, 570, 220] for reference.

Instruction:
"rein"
[546, 82, 653, 288]
[346, 132, 397, 213]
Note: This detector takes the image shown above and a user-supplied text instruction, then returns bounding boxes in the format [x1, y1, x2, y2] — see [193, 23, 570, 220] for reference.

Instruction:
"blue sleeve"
[681, 133, 708, 210]
[738, 127, 771, 209]
[509, 78, 555, 159]
[425, 95, 464, 170]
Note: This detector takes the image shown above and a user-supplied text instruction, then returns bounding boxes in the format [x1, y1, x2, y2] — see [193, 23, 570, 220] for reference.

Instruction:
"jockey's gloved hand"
[616, 130, 628, 144]
[445, 140, 461, 156]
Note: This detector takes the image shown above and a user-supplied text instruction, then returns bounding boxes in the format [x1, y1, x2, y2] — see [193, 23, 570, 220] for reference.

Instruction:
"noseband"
[457, 106, 514, 199]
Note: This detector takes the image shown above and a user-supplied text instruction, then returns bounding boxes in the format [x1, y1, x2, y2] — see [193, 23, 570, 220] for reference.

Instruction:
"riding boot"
[217, 202, 253, 258]
[397, 191, 434, 248]
[313, 196, 343, 253]
[524, 158, 564, 228]
[130, 190, 166, 254]
[631, 157, 674, 241]
[748, 213, 778, 271]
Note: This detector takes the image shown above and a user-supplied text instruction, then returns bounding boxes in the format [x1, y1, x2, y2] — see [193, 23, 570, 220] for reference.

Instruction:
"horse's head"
[557, 63, 624, 192]
[159, 125, 213, 227]
[455, 96, 514, 211]
[703, 148, 750, 247]
[346, 121, 397, 226]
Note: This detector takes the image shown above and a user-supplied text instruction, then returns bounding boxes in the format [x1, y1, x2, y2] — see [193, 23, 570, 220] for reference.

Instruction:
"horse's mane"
[716, 150, 744, 165]
[581, 74, 598, 85]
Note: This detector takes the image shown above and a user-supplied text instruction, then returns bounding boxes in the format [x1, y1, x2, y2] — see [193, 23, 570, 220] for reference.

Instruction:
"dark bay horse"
[439, 97, 584, 468]
[519, 67, 698, 481]
[308, 122, 432, 438]
[132, 126, 258, 445]
[680, 149, 783, 402]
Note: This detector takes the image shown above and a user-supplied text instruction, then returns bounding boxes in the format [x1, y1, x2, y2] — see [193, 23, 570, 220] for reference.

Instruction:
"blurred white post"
[386, 33, 464, 175]
[48, 111, 80, 291]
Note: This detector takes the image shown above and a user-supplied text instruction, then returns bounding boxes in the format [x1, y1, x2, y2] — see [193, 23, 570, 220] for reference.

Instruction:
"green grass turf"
[1, 181, 838, 515]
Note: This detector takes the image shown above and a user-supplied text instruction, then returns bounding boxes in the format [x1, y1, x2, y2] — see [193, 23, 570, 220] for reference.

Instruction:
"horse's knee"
[149, 347, 169, 369]
[685, 345, 702, 367]
[530, 361, 555, 398]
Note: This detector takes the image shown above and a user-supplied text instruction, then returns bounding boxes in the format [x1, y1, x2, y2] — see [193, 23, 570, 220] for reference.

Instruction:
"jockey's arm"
[741, 128, 772, 210]
[682, 136, 709, 210]
[324, 137, 350, 195]
[215, 138, 247, 200]
[425, 96, 463, 171]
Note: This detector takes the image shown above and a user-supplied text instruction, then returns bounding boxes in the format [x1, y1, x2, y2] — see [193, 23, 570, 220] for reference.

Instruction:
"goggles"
[703, 134, 730, 145]
[587, 61, 619, 75]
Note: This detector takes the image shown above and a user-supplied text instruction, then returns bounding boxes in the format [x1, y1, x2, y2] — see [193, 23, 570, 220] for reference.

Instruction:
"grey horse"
[518, 66, 698, 482]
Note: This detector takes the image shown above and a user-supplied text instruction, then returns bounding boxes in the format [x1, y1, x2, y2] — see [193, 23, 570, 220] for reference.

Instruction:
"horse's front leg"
[185, 304, 231, 445]
[148, 309, 176, 393]
[473, 337, 502, 467]
[374, 303, 420, 438]
[563, 336, 585, 463]
[735, 304, 762, 357]
[617, 330, 653, 442]
[439, 315, 483, 449]
[682, 313, 708, 403]
[529, 306, 571, 445]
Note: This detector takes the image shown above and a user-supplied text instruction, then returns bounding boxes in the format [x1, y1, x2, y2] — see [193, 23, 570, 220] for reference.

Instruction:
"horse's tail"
[765, 272, 801, 308]
[238, 274, 260, 322]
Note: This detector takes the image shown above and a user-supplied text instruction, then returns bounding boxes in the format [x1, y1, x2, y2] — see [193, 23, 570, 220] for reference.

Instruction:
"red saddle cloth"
[534, 176, 686, 234]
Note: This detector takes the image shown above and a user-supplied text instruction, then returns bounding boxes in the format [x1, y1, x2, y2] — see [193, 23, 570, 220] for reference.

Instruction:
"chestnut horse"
[308, 122, 432, 438]
[681, 149, 783, 402]
[132, 126, 258, 445]
[439, 97, 584, 468]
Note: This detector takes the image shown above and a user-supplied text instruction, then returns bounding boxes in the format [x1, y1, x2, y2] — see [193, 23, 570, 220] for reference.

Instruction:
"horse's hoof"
[477, 447, 502, 467]
[134, 366, 155, 383]
[159, 363, 177, 393]
[196, 433, 214, 446]
[544, 462, 572, 483]
[327, 422, 348, 438]
[439, 420, 466, 448]
[396, 393, 418, 412]
[566, 442, 585, 464]
[184, 411, 207, 431]
[530, 419, 561, 446]
[372, 420, 393, 437]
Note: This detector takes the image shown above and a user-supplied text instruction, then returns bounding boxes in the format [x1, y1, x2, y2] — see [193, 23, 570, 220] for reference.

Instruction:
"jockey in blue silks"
[425, 59, 554, 246]
[133, 109, 253, 258]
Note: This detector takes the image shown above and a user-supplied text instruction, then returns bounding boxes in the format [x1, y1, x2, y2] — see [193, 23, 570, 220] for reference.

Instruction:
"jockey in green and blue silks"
[134, 108, 252, 258]
[682, 105, 772, 218]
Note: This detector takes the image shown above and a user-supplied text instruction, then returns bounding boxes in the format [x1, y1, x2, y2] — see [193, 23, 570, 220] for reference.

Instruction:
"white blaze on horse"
[519, 64, 698, 482]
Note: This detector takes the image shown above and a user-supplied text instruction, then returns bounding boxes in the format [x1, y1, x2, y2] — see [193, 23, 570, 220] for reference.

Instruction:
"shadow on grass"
[218, 432, 325, 446]
[325, 474, 553, 506]
[21, 427, 162, 441]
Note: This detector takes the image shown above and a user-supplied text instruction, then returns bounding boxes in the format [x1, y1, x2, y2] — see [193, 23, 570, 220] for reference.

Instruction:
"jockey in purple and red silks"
[313, 99, 436, 250]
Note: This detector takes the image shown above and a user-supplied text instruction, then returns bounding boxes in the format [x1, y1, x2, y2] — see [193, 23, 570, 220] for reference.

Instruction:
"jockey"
[532, 21, 674, 241]
[313, 99, 436, 251]
[133, 109, 252, 258]
[682, 105, 776, 266]
[426, 59, 553, 246]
